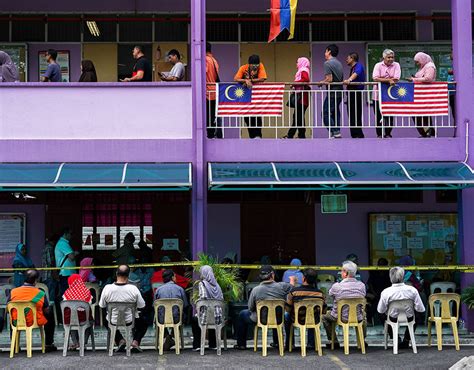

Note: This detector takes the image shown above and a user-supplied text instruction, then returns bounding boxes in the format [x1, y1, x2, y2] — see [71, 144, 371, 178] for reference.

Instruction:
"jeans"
[206, 99, 223, 139]
[347, 90, 364, 138]
[236, 309, 278, 347]
[59, 276, 70, 298]
[44, 278, 58, 303]
[284, 312, 315, 348]
[323, 91, 342, 135]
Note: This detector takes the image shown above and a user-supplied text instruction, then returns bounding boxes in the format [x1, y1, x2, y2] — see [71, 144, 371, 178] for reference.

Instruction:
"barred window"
[240, 15, 269, 42]
[12, 16, 45, 42]
[83, 16, 117, 42]
[48, 16, 81, 42]
[347, 14, 381, 41]
[0, 19, 9, 42]
[207, 15, 238, 42]
[119, 17, 153, 42]
[155, 16, 188, 41]
[382, 13, 416, 41]
[276, 19, 309, 41]
[432, 12, 451, 40]
[311, 14, 345, 41]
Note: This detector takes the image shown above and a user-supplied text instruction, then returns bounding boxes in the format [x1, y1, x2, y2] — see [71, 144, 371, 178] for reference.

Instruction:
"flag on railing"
[379, 82, 449, 117]
[268, 0, 298, 42]
[216, 83, 285, 117]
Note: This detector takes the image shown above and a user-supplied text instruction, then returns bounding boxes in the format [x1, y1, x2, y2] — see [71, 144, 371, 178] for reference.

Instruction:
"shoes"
[282, 135, 289, 139]
[326, 342, 340, 349]
[192, 347, 201, 352]
[131, 345, 143, 353]
[399, 340, 410, 349]
[384, 134, 392, 138]
[68, 344, 79, 351]
[115, 340, 126, 353]
[163, 336, 175, 351]
[45, 344, 57, 353]
[333, 133, 342, 139]
[377, 135, 382, 138]
[233, 344, 247, 350]
[270, 342, 279, 348]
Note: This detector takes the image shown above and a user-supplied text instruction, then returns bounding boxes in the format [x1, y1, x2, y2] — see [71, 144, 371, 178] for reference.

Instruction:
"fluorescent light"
[86, 21, 100, 37]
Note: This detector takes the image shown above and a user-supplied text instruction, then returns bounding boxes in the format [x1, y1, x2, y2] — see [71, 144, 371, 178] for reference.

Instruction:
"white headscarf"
[199, 265, 223, 300]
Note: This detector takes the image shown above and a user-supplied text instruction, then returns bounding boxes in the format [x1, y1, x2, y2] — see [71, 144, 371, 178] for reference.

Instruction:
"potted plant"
[461, 284, 474, 309]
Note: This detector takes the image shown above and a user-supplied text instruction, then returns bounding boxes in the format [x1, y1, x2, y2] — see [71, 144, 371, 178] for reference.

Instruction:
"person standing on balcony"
[344, 52, 366, 138]
[159, 49, 185, 82]
[121, 46, 152, 82]
[234, 55, 268, 139]
[40, 49, 61, 82]
[206, 42, 222, 139]
[284, 57, 310, 139]
[0, 51, 19, 82]
[408, 52, 437, 138]
[372, 49, 401, 138]
[319, 44, 344, 139]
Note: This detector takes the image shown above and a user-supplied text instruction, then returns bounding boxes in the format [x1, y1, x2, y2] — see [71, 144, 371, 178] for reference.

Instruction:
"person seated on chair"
[322, 261, 366, 349]
[336, 254, 362, 282]
[155, 269, 188, 351]
[151, 256, 190, 289]
[234, 265, 296, 350]
[62, 274, 94, 351]
[99, 265, 146, 353]
[191, 265, 224, 352]
[285, 268, 325, 350]
[282, 258, 304, 285]
[8, 269, 57, 352]
[377, 266, 425, 349]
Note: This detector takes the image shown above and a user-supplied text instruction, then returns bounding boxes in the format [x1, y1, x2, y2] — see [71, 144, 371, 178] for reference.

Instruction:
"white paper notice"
[386, 220, 402, 233]
[407, 237, 423, 249]
[431, 238, 446, 249]
[376, 217, 387, 234]
[96, 226, 117, 250]
[429, 220, 445, 231]
[0, 218, 22, 253]
[162, 238, 180, 251]
[383, 234, 402, 249]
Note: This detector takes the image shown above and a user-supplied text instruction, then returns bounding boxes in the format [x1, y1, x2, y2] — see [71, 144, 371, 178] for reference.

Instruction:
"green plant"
[193, 253, 243, 303]
[461, 284, 474, 309]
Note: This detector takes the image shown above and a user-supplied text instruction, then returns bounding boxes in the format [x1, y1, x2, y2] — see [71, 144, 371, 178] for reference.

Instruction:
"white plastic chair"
[245, 283, 259, 300]
[383, 299, 417, 354]
[0, 284, 14, 330]
[35, 283, 58, 326]
[196, 299, 227, 356]
[85, 283, 102, 327]
[106, 302, 137, 357]
[430, 282, 456, 317]
[60, 300, 96, 357]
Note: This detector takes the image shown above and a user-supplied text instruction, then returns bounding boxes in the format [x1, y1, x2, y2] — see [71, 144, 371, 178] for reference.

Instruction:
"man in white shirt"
[100, 265, 146, 352]
[159, 49, 185, 81]
[377, 266, 425, 349]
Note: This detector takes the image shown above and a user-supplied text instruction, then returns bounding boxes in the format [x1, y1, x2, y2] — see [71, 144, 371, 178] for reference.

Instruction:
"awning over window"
[208, 162, 474, 190]
[0, 163, 192, 190]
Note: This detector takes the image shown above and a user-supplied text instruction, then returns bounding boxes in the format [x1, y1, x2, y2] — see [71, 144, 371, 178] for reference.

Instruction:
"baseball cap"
[259, 265, 274, 279]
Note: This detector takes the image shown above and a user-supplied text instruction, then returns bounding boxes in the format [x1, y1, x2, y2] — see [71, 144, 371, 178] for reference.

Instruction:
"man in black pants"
[344, 52, 366, 138]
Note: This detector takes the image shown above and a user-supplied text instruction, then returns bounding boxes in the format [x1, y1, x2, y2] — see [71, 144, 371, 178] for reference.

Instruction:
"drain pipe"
[464, 119, 470, 165]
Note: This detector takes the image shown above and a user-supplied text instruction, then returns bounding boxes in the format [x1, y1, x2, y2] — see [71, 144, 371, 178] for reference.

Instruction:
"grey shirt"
[162, 62, 185, 81]
[248, 280, 292, 322]
[323, 57, 344, 90]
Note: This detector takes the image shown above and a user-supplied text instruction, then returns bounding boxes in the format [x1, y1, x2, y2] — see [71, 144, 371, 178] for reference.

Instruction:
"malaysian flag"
[216, 83, 285, 117]
[379, 82, 449, 117]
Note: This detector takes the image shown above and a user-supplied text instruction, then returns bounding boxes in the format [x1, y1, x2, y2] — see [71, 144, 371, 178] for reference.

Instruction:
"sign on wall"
[0, 213, 26, 270]
[38, 50, 70, 82]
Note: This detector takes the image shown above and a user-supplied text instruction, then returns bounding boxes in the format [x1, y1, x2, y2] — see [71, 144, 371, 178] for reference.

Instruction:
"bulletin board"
[369, 213, 458, 266]
[0, 213, 26, 270]
[0, 44, 27, 81]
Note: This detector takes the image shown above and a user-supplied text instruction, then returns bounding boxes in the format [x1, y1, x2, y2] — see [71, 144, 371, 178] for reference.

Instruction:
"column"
[452, 0, 474, 331]
[191, 0, 207, 259]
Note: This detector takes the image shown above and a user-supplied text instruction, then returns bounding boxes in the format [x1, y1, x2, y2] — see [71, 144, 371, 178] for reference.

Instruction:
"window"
[382, 13, 416, 41]
[207, 15, 238, 42]
[155, 15, 189, 41]
[347, 14, 381, 41]
[83, 16, 117, 42]
[276, 18, 309, 41]
[433, 12, 451, 40]
[311, 14, 345, 41]
[0, 19, 9, 42]
[119, 17, 153, 42]
[240, 15, 270, 42]
[48, 16, 81, 42]
[12, 16, 45, 42]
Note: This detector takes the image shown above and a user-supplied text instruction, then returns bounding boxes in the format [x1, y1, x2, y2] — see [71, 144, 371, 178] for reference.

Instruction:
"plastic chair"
[430, 282, 456, 317]
[153, 299, 184, 355]
[331, 298, 366, 355]
[289, 298, 324, 357]
[317, 282, 334, 307]
[245, 283, 259, 300]
[383, 299, 417, 354]
[35, 283, 58, 326]
[427, 293, 460, 351]
[85, 283, 103, 327]
[60, 300, 96, 357]
[253, 299, 285, 357]
[317, 274, 335, 283]
[196, 299, 227, 356]
[7, 301, 45, 358]
[0, 284, 14, 330]
[106, 302, 137, 357]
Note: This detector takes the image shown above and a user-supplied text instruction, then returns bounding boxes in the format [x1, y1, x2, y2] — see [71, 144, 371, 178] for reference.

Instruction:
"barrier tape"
[1, 262, 474, 273]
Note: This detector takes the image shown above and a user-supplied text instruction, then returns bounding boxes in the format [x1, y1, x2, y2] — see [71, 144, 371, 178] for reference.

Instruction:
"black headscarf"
[79, 59, 98, 82]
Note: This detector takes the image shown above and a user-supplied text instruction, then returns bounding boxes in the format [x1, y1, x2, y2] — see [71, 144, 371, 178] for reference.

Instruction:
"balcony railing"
[206, 82, 455, 139]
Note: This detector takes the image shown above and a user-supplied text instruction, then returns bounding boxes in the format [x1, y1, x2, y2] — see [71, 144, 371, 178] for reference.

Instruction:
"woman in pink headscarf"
[409, 52, 437, 137]
[284, 57, 311, 139]
[79, 257, 97, 283]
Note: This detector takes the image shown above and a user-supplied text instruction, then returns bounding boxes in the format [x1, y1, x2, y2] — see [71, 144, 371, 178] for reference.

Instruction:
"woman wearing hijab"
[284, 57, 311, 139]
[63, 274, 93, 350]
[12, 243, 35, 287]
[79, 257, 97, 283]
[78, 60, 98, 82]
[0, 51, 19, 82]
[408, 52, 437, 137]
[191, 265, 224, 351]
[282, 258, 304, 284]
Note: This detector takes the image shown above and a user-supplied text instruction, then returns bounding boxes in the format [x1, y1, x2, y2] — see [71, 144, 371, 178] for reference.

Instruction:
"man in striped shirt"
[285, 268, 325, 349]
[322, 261, 366, 349]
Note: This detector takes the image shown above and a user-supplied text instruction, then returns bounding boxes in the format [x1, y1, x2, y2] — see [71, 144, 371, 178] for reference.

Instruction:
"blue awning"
[208, 162, 474, 190]
[0, 163, 192, 190]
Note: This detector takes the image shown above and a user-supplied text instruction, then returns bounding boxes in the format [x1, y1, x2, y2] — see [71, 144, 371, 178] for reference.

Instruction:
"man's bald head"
[25, 269, 39, 285]
[116, 265, 130, 278]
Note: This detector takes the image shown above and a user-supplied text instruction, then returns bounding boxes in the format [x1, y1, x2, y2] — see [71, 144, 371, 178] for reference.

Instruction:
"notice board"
[0, 213, 26, 269]
[369, 213, 458, 266]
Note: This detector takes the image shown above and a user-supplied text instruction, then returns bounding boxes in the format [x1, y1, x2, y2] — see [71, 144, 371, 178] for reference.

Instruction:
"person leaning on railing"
[372, 49, 401, 138]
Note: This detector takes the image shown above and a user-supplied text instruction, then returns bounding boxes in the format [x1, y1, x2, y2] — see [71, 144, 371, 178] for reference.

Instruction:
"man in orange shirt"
[206, 42, 222, 139]
[8, 269, 57, 352]
[234, 55, 268, 139]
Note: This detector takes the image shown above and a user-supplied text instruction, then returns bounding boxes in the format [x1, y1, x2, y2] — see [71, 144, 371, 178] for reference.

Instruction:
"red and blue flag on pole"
[268, 0, 298, 42]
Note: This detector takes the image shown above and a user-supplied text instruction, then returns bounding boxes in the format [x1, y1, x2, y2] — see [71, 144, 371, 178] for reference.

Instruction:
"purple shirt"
[329, 277, 366, 321]
[42, 63, 61, 82]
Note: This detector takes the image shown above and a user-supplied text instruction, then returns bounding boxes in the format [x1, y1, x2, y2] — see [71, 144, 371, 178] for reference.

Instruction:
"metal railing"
[205, 82, 456, 139]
